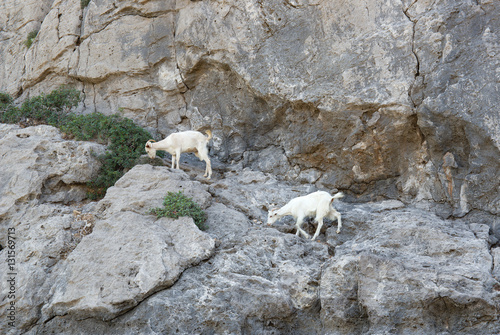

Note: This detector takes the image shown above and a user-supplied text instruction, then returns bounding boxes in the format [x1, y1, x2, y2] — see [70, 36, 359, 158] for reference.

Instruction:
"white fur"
[145, 130, 213, 179]
[267, 191, 344, 240]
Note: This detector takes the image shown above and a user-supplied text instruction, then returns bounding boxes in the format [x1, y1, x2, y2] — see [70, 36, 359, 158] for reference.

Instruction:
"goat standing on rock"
[145, 130, 213, 179]
[267, 191, 344, 240]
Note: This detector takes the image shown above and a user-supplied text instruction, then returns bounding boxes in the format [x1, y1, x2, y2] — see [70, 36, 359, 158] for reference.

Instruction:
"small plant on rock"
[150, 191, 208, 231]
[63, 112, 155, 199]
[81, 0, 91, 9]
[25, 30, 39, 48]
[0, 86, 156, 200]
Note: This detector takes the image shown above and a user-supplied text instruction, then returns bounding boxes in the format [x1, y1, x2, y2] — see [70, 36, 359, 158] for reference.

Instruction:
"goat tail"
[330, 192, 344, 203]
[205, 129, 213, 141]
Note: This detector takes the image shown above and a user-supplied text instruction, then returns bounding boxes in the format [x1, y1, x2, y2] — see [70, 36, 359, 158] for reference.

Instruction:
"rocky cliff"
[1, 0, 499, 334]
[0, 124, 499, 334]
[2, 0, 499, 213]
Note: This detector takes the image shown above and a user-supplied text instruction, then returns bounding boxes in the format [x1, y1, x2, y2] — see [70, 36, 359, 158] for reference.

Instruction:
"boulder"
[321, 205, 500, 334]
[42, 164, 216, 321]
[43, 212, 215, 321]
[0, 124, 104, 217]
[95, 164, 212, 217]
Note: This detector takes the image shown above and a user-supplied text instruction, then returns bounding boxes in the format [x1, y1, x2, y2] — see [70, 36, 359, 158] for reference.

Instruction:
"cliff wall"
[1, 0, 498, 214]
[1, 0, 499, 334]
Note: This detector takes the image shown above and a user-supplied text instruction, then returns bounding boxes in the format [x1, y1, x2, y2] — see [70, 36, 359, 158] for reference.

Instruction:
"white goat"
[267, 191, 344, 240]
[145, 130, 213, 179]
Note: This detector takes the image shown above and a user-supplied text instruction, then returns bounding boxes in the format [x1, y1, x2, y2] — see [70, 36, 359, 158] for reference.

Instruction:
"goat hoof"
[336, 230, 341, 234]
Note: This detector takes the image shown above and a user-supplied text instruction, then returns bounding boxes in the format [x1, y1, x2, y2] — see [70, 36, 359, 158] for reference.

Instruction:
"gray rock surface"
[408, 0, 500, 217]
[1, 0, 497, 215]
[0, 126, 499, 334]
[0, 162, 216, 333]
[322, 205, 500, 334]
[44, 211, 215, 322]
[0, 124, 104, 218]
[1, 0, 499, 334]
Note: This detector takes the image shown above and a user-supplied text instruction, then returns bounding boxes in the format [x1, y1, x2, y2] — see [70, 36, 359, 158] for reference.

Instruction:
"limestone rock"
[0, 124, 105, 332]
[0, 204, 77, 331]
[1, 143, 499, 334]
[321, 205, 500, 334]
[1, 0, 498, 217]
[407, 0, 500, 216]
[0, 160, 216, 333]
[209, 168, 316, 222]
[34, 204, 331, 334]
[0, 0, 499, 333]
[43, 212, 215, 321]
[0, 124, 104, 217]
[95, 164, 213, 217]
[41, 164, 216, 321]
[493, 247, 500, 282]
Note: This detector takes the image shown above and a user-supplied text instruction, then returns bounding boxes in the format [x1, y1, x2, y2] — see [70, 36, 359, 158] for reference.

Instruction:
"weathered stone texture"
[322, 204, 499, 334]
[0, 124, 104, 218]
[0, 125, 498, 334]
[1, 0, 499, 334]
[407, 0, 500, 217]
[1, 0, 498, 216]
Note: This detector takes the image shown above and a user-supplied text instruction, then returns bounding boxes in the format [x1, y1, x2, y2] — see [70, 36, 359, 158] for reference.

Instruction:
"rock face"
[0, 124, 104, 218]
[409, 0, 500, 217]
[0, 126, 499, 334]
[322, 202, 499, 334]
[1, 0, 498, 216]
[0, 124, 105, 330]
[44, 167, 216, 322]
[1, 0, 500, 334]
[0, 134, 216, 332]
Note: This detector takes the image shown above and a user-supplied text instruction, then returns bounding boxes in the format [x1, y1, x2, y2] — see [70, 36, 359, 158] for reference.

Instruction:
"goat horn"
[147, 139, 156, 143]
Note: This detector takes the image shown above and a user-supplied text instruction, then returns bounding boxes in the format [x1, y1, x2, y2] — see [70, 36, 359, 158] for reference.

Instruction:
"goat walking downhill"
[145, 130, 213, 179]
[267, 191, 344, 240]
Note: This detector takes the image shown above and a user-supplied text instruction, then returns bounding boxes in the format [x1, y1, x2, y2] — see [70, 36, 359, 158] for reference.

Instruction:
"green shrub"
[0, 86, 156, 200]
[25, 30, 39, 48]
[70, 113, 154, 199]
[19, 86, 80, 126]
[0, 105, 21, 124]
[62, 112, 113, 143]
[0, 93, 19, 123]
[81, 0, 91, 9]
[0, 86, 79, 125]
[150, 191, 208, 231]
[0, 92, 13, 108]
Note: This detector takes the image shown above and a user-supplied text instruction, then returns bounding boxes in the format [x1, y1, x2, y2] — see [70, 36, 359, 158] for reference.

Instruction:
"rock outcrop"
[1, 0, 498, 216]
[0, 125, 499, 334]
[0, 127, 216, 332]
[322, 202, 500, 334]
[1, 0, 499, 333]
[0, 123, 104, 218]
